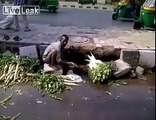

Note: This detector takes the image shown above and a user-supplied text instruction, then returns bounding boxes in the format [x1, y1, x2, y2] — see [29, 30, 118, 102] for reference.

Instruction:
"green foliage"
[88, 62, 112, 84]
[0, 94, 13, 108]
[0, 55, 41, 73]
[32, 74, 71, 100]
[0, 55, 71, 100]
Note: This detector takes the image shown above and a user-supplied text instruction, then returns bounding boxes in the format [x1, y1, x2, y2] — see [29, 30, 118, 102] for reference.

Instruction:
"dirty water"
[0, 73, 155, 120]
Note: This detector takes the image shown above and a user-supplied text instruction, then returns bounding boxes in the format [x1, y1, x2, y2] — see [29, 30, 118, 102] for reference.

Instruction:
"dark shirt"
[129, 0, 136, 8]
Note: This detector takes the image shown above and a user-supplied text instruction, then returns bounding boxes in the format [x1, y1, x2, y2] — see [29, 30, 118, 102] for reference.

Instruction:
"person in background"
[14, 0, 31, 31]
[125, 0, 136, 18]
[135, 0, 145, 17]
[42, 34, 77, 74]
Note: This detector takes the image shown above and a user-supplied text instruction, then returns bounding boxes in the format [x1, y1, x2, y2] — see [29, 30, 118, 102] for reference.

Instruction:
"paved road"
[0, 4, 133, 29]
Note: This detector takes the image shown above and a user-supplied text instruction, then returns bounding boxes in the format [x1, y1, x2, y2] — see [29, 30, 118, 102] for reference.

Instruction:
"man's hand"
[67, 62, 78, 67]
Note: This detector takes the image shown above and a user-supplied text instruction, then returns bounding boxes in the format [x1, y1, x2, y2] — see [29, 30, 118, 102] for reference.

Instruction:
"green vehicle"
[29, 0, 59, 13]
[133, 0, 155, 29]
[112, 0, 137, 20]
[40, 0, 59, 13]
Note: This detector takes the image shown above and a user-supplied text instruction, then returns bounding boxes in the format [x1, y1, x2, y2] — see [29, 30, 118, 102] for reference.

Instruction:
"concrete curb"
[59, 4, 108, 10]
[58, 1, 115, 10]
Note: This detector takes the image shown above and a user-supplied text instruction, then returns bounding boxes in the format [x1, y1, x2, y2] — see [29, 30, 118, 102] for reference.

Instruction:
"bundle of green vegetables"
[86, 53, 112, 84]
[0, 55, 41, 88]
[32, 74, 72, 100]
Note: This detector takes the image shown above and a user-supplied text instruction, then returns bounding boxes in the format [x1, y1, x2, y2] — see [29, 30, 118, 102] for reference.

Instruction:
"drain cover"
[70, 37, 89, 43]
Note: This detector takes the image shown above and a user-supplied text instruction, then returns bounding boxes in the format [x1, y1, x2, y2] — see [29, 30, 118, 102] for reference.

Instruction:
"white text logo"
[3, 5, 40, 15]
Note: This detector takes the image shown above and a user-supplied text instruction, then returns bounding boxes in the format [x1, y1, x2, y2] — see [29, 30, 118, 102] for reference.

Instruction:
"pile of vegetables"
[87, 53, 112, 84]
[32, 74, 72, 100]
[0, 55, 41, 88]
[0, 55, 71, 100]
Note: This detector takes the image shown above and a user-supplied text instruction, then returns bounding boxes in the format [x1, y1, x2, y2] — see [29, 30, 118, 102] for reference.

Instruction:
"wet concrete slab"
[0, 73, 155, 120]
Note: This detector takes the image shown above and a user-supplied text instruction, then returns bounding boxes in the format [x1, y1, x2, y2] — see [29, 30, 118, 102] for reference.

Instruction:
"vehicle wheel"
[92, 2, 95, 5]
[114, 8, 117, 12]
[133, 21, 142, 30]
[49, 8, 57, 13]
[112, 13, 118, 20]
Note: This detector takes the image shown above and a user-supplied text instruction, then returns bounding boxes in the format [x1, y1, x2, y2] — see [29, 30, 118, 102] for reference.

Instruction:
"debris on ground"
[9, 102, 15, 106]
[36, 100, 43, 104]
[115, 95, 120, 99]
[108, 80, 128, 86]
[113, 59, 131, 78]
[71, 103, 74, 106]
[137, 74, 147, 80]
[105, 91, 112, 95]
[135, 66, 147, 80]
[130, 70, 137, 79]
[66, 70, 83, 83]
[136, 66, 144, 75]
[82, 97, 88, 100]
[15, 89, 23, 95]
[0, 94, 13, 108]
[0, 113, 21, 120]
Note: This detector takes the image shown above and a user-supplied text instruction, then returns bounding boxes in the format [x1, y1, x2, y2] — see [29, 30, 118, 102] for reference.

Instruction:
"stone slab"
[120, 49, 140, 68]
[19, 45, 38, 58]
[2, 50, 14, 56]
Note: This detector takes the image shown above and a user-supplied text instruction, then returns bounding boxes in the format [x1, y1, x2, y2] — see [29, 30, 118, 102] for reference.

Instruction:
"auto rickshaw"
[112, 0, 137, 20]
[133, 0, 155, 29]
[29, 0, 59, 13]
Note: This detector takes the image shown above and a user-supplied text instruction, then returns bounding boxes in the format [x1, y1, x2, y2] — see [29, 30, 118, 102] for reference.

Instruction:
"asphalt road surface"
[0, 4, 133, 29]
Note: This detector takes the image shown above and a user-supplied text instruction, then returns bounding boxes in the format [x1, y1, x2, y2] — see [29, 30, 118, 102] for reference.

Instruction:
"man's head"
[60, 34, 69, 48]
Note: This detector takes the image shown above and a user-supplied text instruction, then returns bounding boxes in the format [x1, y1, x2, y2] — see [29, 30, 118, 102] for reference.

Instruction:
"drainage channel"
[0, 38, 121, 74]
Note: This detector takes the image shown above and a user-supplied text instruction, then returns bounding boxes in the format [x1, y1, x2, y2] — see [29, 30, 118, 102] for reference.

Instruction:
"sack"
[0, 15, 14, 29]
[66, 70, 83, 83]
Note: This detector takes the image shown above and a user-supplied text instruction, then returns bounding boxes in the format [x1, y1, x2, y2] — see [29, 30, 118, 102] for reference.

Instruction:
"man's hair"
[60, 34, 69, 43]
[62, 34, 69, 41]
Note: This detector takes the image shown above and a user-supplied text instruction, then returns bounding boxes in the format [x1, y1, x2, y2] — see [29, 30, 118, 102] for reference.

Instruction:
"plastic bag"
[0, 15, 14, 29]
[66, 70, 83, 83]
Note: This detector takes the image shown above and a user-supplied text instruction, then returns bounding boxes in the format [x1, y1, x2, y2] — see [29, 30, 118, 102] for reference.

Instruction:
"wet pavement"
[0, 73, 155, 120]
